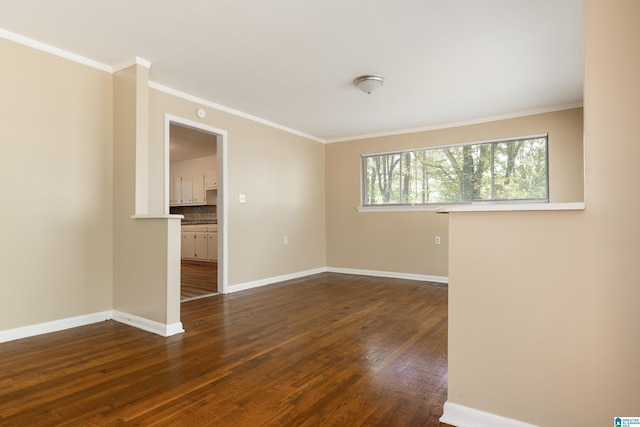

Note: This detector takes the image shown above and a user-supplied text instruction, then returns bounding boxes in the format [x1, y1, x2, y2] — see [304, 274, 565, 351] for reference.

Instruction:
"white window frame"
[359, 134, 549, 211]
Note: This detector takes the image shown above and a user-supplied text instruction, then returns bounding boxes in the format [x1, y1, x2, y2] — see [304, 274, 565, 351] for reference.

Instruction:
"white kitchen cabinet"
[182, 225, 212, 260]
[172, 176, 182, 206]
[181, 226, 196, 259]
[171, 174, 207, 206]
[191, 172, 205, 204]
[204, 168, 217, 190]
[169, 175, 174, 205]
[181, 176, 193, 204]
[170, 155, 216, 206]
[195, 229, 208, 260]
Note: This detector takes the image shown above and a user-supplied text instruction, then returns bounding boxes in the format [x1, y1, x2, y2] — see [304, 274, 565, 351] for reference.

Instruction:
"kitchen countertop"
[181, 219, 217, 225]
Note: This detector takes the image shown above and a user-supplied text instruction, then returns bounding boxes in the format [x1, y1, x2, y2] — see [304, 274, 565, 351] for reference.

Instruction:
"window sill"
[435, 202, 585, 213]
[357, 205, 445, 213]
[356, 202, 586, 214]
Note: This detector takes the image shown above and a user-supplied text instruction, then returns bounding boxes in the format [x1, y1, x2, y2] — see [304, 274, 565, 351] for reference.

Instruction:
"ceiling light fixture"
[354, 75, 384, 94]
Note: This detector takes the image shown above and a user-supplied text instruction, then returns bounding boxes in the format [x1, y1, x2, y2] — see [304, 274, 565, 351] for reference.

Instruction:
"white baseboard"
[440, 402, 538, 427]
[112, 310, 184, 337]
[0, 310, 112, 344]
[0, 310, 185, 343]
[327, 267, 448, 284]
[165, 322, 186, 336]
[227, 267, 327, 293]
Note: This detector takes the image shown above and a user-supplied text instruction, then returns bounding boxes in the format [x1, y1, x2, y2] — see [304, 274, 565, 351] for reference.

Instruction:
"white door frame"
[165, 113, 228, 295]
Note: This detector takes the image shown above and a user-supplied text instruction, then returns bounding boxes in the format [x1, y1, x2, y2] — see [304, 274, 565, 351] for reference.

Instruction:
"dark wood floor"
[181, 261, 217, 301]
[0, 273, 449, 426]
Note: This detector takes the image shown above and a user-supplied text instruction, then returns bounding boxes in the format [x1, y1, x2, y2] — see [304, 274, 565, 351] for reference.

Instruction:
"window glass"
[362, 135, 548, 206]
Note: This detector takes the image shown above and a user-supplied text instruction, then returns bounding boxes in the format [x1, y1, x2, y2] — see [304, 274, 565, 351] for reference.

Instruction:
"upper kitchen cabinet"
[191, 172, 205, 204]
[170, 172, 209, 206]
[171, 175, 181, 205]
[204, 169, 217, 190]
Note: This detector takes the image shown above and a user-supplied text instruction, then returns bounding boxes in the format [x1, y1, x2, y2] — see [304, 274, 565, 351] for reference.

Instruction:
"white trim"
[227, 268, 327, 294]
[0, 310, 185, 343]
[0, 311, 112, 343]
[326, 102, 583, 144]
[165, 322, 186, 336]
[112, 311, 184, 337]
[357, 205, 444, 213]
[357, 201, 586, 214]
[326, 267, 448, 284]
[440, 402, 538, 427]
[436, 202, 585, 213]
[164, 113, 229, 295]
[150, 81, 325, 143]
[112, 56, 151, 73]
[0, 28, 111, 72]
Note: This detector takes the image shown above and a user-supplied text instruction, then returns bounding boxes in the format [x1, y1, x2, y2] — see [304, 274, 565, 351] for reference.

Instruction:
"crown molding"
[0, 27, 112, 72]
[148, 81, 326, 143]
[112, 56, 152, 73]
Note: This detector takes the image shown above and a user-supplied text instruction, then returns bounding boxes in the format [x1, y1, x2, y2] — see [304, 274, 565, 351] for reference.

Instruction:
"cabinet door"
[181, 232, 196, 259]
[207, 231, 218, 261]
[181, 176, 193, 204]
[195, 232, 208, 260]
[192, 172, 205, 205]
[173, 176, 182, 206]
[169, 175, 174, 206]
[204, 168, 217, 190]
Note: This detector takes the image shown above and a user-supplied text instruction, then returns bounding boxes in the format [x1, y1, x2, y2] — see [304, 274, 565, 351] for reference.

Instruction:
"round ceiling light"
[354, 75, 384, 94]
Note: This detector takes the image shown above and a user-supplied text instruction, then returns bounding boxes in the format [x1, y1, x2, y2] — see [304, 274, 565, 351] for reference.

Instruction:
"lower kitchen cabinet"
[181, 227, 195, 259]
[182, 225, 208, 260]
[182, 224, 218, 262]
[194, 230, 208, 260]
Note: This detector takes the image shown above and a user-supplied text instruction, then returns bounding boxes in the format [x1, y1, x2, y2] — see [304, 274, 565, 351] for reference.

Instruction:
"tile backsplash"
[170, 205, 216, 221]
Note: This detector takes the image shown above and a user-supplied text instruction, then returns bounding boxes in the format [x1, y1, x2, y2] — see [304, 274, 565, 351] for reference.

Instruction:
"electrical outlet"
[239, 193, 246, 203]
[283, 236, 288, 245]
[435, 236, 441, 245]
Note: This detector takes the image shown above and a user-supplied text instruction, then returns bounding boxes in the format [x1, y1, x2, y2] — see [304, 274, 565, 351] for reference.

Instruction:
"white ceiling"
[170, 124, 217, 162]
[0, 0, 583, 142]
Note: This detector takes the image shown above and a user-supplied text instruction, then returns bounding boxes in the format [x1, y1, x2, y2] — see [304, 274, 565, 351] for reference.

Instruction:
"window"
[362, 134, 548, 206]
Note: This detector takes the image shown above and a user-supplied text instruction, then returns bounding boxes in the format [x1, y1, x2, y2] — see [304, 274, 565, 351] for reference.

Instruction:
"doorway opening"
[165, 114, 228, 304]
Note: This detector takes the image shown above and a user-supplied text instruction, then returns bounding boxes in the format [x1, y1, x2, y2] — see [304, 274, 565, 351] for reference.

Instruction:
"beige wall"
[326, 108, 583, 278]
[148, 90, 326, 287]
[0, 39, 113, 329]
[445, 0, 640, 425]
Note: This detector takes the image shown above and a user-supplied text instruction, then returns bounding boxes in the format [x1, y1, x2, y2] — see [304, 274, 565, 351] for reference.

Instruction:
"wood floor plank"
[181, 261, 217, 300]
[0, 272, 449, 426]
